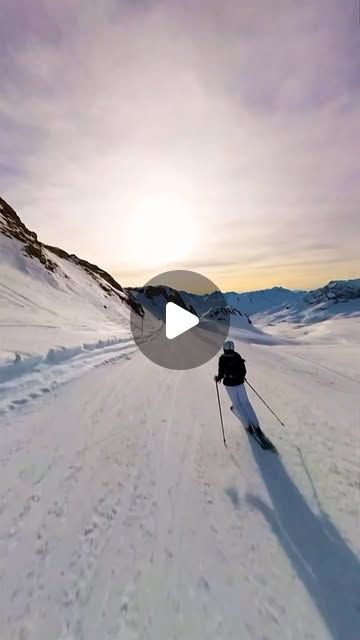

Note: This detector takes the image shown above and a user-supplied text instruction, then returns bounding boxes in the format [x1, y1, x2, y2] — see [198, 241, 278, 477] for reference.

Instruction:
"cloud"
[0, 0, 359, 289]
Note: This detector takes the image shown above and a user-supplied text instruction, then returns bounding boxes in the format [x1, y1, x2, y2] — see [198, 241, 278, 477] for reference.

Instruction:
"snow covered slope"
[0, 197, 142, 366]
[0, 333, 359, 639]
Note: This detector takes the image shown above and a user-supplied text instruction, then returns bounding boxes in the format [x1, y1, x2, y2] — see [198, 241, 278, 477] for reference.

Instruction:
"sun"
[125, 194, 199, 268]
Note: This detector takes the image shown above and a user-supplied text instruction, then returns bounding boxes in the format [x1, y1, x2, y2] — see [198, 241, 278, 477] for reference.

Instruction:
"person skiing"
[214, 340, 262, 437]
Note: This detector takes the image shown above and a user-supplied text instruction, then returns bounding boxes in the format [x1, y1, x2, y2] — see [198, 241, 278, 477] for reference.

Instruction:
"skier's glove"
[214, 375, 220, 383]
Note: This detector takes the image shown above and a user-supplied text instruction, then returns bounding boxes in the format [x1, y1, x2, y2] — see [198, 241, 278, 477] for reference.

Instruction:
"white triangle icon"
[166, 302, 199, 340]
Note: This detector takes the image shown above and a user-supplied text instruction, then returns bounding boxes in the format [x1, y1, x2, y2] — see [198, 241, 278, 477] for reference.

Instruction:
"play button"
[166, 302, 199, 339]
[129, 269, 230, 370]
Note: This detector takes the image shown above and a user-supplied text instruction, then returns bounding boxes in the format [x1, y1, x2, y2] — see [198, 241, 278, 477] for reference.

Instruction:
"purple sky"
[0, 0, 359, 290]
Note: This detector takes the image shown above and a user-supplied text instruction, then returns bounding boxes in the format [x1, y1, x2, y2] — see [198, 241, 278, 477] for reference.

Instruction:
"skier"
[214, 340, 263, 438]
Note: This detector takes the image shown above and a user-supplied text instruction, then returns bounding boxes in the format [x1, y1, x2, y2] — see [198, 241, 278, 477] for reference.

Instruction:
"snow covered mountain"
[0, 196, 143, 365]
[254, 280, 360, 328]
[133, 279, 360, 346]
[128, 284, 195, 320]
[305, 279, 360, 305]
[130, 285, 253, 325]
[128, 284, 283, 345]
[201, 305, 252, 324]
[225, 286, 303, 316]
[226, 280, 360, 321]
[223, 280, 360, 341]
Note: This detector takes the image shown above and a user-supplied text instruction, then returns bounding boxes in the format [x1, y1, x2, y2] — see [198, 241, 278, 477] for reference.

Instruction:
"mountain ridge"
[0, 196, 143, 317]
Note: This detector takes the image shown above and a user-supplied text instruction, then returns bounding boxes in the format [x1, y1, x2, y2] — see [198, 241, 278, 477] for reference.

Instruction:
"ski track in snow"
[0, 340, 359, 640]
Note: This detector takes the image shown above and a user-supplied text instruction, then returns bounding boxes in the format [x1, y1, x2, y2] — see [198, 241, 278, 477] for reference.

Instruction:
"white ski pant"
[225, 383, 259, 430]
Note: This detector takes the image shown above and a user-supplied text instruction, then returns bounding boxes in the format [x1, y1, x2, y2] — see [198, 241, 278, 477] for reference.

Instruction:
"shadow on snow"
[239, 438, 360, 640]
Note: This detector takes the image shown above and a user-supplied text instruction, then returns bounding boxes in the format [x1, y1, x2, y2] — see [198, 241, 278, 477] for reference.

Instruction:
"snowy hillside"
[0, 196, 142, 363]
[0, 197, 146, 412]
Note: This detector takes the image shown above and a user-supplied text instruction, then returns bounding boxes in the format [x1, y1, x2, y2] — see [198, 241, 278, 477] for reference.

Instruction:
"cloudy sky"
[1, 0, 359, 291]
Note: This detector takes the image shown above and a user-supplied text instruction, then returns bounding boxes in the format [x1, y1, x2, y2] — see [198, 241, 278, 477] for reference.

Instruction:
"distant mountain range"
[225, 281, 360, 325]
[129, 280, 360, 327]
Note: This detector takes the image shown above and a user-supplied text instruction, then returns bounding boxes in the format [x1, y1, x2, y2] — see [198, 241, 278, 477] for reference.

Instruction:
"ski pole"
[215, 381, 227, 447]
[245, 379, 286, 428]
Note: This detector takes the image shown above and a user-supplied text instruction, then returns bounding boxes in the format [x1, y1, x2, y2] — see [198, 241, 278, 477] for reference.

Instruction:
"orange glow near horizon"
[115, 260, 360, 292]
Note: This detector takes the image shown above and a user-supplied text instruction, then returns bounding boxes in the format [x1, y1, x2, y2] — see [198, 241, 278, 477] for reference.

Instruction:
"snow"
[1, 222, 360, 639]
[0, 232, 133, 366]
[0, 337, 136, 415]
[0, 334, 359, 639]
[305, 279, 360, 304]
[225, 286, 303, 316]
[225, 283, 360, 338]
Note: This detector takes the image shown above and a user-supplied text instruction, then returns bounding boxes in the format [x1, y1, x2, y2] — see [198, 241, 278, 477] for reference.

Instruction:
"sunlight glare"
[125, 194, 199, 269]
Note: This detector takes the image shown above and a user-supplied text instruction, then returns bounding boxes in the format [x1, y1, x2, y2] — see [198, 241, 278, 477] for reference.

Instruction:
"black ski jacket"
[217, 351, 246, 387]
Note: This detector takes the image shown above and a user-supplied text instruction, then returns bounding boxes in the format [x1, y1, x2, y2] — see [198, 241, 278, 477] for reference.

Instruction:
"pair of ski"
[247, 425, 278, 453]
[230, 407, 277, 453]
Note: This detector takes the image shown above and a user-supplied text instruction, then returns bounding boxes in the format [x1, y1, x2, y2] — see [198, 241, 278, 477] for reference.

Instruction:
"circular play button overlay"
[129, 270, 230, 370]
